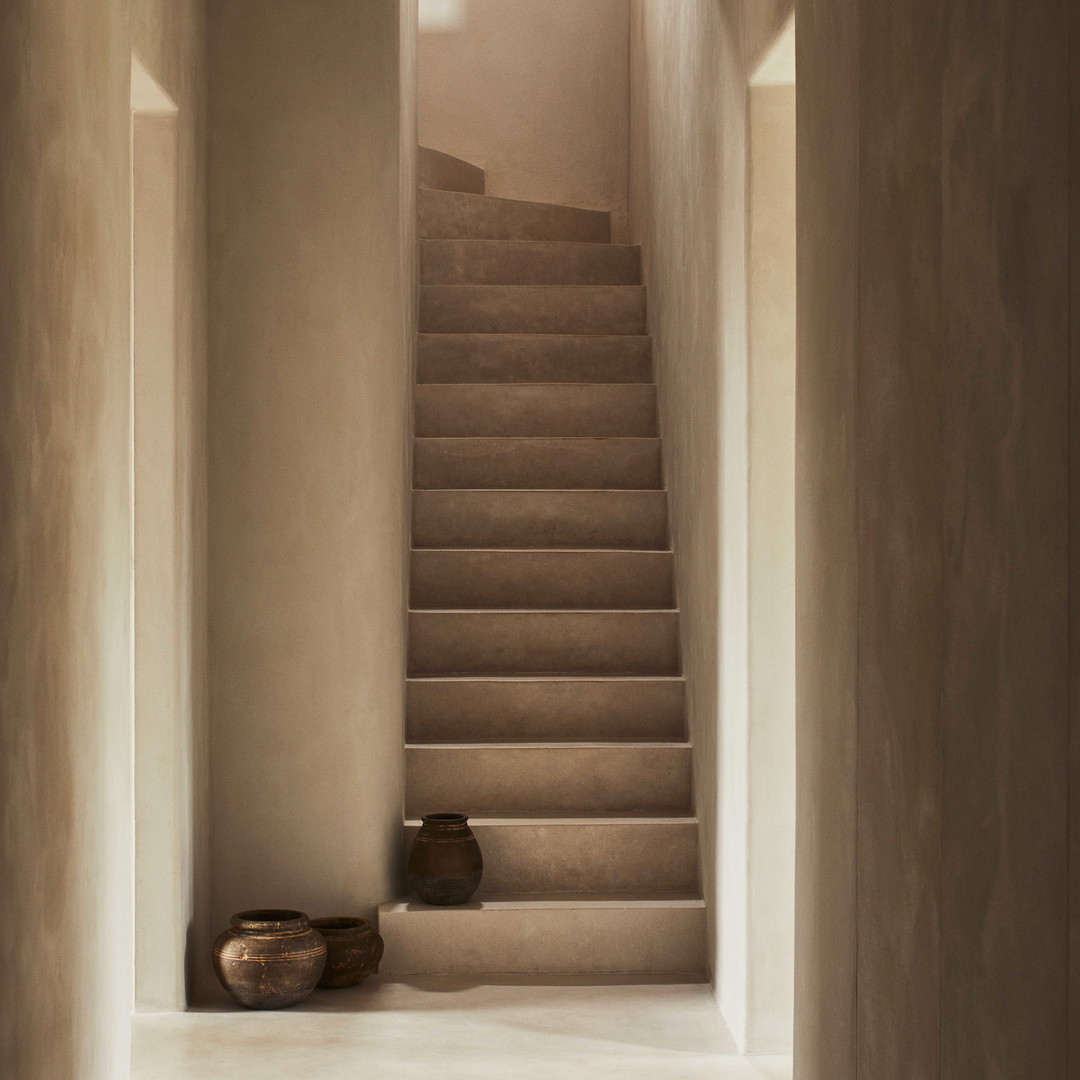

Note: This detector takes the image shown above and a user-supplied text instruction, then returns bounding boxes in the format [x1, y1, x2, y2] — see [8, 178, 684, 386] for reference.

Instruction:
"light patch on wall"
[750, 13, 794, 86]
[418, 0, 467, 32]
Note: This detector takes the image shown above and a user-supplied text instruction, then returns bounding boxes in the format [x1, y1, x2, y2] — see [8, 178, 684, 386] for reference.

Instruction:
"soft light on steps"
[419, 284, 647, 336]
[395, 147, 704, 980]
[403, 816, 700, 894]
[407, 609, 680, 676]
[414, 437, 663, 490]
[421, 239, 641, 286]
[406, 743, 693, 815]
[418, 334, 653, 384]
[411, 489, 669, 550]
[378, 896, 707, 976]
[419, 187, 611, 243]
[406, 675, 687, 743]
[414, 384, 658, 438]
[410, 549, 674, 610]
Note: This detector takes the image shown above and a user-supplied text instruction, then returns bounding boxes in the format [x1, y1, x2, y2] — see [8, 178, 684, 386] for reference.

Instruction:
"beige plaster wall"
[796, 0, 1075, 1075]
[0, 0, 206, 1073]
[631, 0, 753, 1049]
[746, 80, 796, 1053]
[208, 0, 411, 970]
[418, 0, 630, 239]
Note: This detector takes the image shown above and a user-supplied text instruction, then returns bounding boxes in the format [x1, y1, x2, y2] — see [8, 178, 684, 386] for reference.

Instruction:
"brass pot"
[212, 909, 326, 1009]
[407, 812, 483, 905]
[310, 916, 384, 988]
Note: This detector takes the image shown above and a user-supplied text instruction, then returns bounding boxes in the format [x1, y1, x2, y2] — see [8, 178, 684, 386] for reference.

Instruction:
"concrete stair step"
[418, 334, 652, 384]
[408, 609, 680, 676]
[403, 815, 700, 894]
[406, 742, 693, 815]
[419, 188, 611, 242]
[419, 146, 486, 195]
[411, 489, 669, 550]
[410, 549, 674, 609]
[406, 676, 686, 742]
[421, 239, 641, 286]
[378, 894, 707, 975]
[419, 285, 646, 335]
[414, 438, 663, 490]
[414, 384, 657, 438]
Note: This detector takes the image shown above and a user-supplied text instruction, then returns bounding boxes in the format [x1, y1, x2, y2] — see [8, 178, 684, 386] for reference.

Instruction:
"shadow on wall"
[419, 0, 467, 32]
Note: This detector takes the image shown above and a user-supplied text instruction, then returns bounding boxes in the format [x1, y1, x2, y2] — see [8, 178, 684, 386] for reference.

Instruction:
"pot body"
[212, 909, 326, 1009]
[408, 813, 484, 905]
[310, 917, 385, 988]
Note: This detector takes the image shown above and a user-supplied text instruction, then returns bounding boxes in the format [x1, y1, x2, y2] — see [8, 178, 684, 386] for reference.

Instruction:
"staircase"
[378, 147, 705, 978]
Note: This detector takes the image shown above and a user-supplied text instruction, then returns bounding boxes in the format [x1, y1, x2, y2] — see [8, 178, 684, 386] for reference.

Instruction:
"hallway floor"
[133, 978, 792, 1079]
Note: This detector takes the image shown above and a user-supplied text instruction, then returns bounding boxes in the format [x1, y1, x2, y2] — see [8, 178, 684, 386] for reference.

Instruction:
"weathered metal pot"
[309, 916, 384, 988]
[212, 909, 326, 1009]
[407, 812, 483, 905]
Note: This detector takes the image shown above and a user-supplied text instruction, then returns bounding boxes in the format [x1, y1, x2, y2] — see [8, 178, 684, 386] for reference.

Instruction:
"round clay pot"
[212, 909, 326, 1009]
[407, 812, 484, 905]
[309, 917, 385, 988]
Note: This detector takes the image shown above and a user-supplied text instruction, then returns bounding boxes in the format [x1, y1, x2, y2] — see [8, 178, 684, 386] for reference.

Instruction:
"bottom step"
[378, 895, 707, 976]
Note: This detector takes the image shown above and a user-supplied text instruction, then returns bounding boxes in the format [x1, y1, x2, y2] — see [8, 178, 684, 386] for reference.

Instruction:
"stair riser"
[408, 611, 680, 676]
[414, 385, 658, 439]
[410, 550, 674, 610]
[379, 903, 707, 975]
[418, 334, 652, 384]
[419, 147, 486, 195]
[414, 439, 663, 490]
[407, 745, 691, 815]
[403, 821, 699, 893]
[421, 240, 641, 286]
[407, 677, 686, 742]
[420, 285, 646, 336]
[420, 188, 610, 243]
[412, 491, 669, 550]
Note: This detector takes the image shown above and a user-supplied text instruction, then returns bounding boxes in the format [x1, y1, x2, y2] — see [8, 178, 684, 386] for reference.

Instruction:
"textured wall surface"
[629, 0, 794, 1052]
[419, 0, 630, 239]
[208, 0, 410, 967]
[746, 80, 796, 1053]
[0, 0, 206, 1073]
[796, 0, 1075, 1076]
[131, 7, 209, 1014]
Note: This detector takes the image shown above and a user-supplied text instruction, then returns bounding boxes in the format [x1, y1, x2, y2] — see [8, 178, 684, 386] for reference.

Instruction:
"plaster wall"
[796, 0, 1075, 1075]
[0, 0, 207, 1072]
[629, 0, 795, 1052]
[208, 0, 411, 968]
[746, 79, 796, 1053]
[418, 0, 630, 239]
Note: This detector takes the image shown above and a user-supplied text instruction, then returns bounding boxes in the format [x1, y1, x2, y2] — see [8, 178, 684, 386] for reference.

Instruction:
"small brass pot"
[212, 909, 326, 1009]
[407, 812, 483, 905]
[310, 917, 384, 988]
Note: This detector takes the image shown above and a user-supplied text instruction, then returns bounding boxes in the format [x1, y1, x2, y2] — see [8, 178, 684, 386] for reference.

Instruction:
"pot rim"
[231, 908, 309, 931]
[309, 916, 372, 933]
[420, 812, 469, 824]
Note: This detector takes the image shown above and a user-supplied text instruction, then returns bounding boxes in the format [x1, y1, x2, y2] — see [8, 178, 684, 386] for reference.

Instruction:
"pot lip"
[309, 916, 372, 933]
[231, 908, 309, 931]
[420, 812, 469, 825]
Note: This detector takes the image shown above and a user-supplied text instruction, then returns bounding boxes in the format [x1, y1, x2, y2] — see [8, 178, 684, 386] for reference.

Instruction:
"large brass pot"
[212, 909, 326, 1009]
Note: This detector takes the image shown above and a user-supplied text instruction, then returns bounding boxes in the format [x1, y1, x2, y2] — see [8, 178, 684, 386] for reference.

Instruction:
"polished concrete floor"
[133, 977, 792, 1079]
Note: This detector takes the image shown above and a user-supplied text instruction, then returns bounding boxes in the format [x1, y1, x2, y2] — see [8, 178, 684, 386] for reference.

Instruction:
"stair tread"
[406, 741, 690, 750]
[407, 674, 685, 682]
[381, 893, 705, 912]
[423, 189, 608, 216]
[404, 813, 698, 825]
